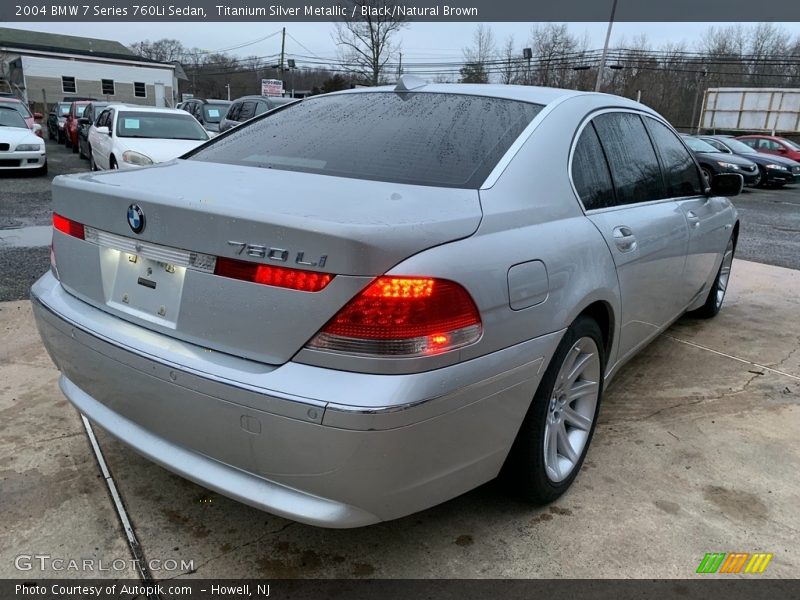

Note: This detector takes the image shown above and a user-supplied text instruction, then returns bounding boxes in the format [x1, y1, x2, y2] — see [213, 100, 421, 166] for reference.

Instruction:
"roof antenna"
[394, 75, 426, 92]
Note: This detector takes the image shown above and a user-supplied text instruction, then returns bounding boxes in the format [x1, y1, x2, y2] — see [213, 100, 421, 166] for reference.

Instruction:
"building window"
[62, 76, 76, 93]
[134, 82, 146, 98]
[101, 79, 115, 95]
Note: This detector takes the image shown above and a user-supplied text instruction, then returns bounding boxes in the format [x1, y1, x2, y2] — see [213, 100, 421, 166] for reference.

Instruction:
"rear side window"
[571, 123, 616, 210]
[187, 92, 543, 188]
[645, 118, 704, 197]
[226, 102, 242, 121]
[593, 112, 665, 205]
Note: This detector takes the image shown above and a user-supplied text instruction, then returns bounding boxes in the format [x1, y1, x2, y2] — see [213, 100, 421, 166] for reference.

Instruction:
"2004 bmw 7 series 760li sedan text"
[31, 76, 741, 528]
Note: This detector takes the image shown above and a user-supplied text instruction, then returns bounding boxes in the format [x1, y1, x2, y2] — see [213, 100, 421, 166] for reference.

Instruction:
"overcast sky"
[8, 21, 800, 63]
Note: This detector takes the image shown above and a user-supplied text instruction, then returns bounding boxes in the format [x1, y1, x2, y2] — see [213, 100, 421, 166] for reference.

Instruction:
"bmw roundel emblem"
[127, 204, 145, 234]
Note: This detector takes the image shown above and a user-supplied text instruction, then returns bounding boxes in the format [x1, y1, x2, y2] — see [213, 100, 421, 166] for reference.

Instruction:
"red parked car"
[736, 134, 800, 162]
[64, 101, 92, 152]
[0, 96, 43, 137]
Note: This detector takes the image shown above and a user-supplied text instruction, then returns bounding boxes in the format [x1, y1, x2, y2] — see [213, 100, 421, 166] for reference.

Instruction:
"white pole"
[595, 0, 618, 92]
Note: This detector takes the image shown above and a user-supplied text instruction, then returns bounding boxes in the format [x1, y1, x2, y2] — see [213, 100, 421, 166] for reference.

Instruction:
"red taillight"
[53, 214, 85, 240]
[307, 276, 482, 357]
[214, 257, 332, 292]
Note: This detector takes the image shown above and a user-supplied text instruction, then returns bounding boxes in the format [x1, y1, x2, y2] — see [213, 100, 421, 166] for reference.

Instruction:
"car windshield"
[187, 92, 543, 188]
[58, 104, 71, 116]
[116, 111, 209, 140]
[720, 138, 757, 154]
[782, 138, 800, 151]
[202, 104, 228, 123]
[0, 107, 28, 128]
[684, 137, 719, 153]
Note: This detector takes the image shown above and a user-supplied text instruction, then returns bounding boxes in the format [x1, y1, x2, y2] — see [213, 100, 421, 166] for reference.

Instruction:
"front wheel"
[688, 235, 735, 319]
[503, 315, 605, 505]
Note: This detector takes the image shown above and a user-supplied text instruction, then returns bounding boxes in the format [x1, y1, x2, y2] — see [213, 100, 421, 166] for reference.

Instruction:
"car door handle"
[612, 226, 637, 253]
[686, 211, 701, 228]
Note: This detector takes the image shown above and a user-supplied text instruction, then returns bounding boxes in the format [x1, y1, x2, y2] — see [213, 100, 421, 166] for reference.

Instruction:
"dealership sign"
[261, 79, 284, 97]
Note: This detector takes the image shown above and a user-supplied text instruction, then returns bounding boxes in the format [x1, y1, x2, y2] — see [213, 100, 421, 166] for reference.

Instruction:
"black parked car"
[179, 98, 231, 134]
[76, 102, 110, 160]
[218, 95, 297, 133]
[681, 135, 761, 186]
[47, 102, 72, 142]
[699, 135, 800, 187]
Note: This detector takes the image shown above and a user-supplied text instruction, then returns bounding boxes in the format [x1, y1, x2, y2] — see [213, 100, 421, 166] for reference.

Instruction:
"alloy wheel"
[543, 336, 601, 483]
[716, 238, 734, 308]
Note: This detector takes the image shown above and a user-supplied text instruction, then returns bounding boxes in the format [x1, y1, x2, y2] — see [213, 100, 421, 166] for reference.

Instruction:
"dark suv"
[179, 98, 231, 134]
[218, 95, 297, 133]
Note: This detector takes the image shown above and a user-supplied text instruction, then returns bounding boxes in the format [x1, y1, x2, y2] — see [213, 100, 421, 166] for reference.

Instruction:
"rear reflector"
[307, 276, 482, 357]
[53, 214, 84, 240]
[214, 257, 333, 292]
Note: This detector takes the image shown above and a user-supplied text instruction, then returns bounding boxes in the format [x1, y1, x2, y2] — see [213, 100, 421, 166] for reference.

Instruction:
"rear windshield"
[203, 104, 229, 123]
[117, 111, 209, 140]
[58, 104, 71, 116]
[186, 92, 543, 188]
[74, 105, 87, 117]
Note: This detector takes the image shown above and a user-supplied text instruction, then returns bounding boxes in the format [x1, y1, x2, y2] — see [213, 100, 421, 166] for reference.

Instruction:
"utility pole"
[595, 0, 618, 92]
[690, 67, 708, 134]
[397, 52, 403, 79]
[279, 27, 286, 72]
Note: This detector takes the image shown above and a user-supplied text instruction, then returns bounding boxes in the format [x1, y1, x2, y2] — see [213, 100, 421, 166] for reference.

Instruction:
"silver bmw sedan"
[31, 77, 740, 528]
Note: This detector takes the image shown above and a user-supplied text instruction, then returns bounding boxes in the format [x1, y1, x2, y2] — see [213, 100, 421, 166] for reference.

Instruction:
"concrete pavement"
[1, 259, 798, 579]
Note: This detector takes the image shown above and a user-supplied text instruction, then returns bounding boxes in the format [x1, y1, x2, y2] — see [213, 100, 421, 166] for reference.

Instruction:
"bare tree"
[528, 24, 582, 88]
[460, 24, 496, 83]
[129, 38, 186, 63]
[499, 36, 522, 85]
[333, 0, 407, 85]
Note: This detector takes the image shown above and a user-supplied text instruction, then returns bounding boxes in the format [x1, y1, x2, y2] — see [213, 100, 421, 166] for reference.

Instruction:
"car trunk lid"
[51, 160, 482, 365]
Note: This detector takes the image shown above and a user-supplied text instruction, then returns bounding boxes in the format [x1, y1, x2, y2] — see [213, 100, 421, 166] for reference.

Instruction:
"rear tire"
[503, 315, 605, 505]
[688, 235, 735, 319]
[78, 141, 86, 159]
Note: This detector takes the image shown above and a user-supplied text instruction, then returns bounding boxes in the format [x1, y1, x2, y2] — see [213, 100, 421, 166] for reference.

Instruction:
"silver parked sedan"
[32, 77, 740, 528]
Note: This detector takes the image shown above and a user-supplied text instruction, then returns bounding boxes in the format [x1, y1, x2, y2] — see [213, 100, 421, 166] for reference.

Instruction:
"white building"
[0, 27, 177, 113]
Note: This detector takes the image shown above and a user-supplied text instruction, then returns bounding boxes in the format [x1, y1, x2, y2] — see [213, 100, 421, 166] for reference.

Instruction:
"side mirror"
[95, 126, 110, 136]
[709, 173, 743, 197]
[34, 112, 43, 120]
[777, 147, 788, 154]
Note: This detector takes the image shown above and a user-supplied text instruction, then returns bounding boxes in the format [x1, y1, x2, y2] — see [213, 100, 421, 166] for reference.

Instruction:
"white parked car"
[0, 105, 47, 175]
[87, 105, 209, 171]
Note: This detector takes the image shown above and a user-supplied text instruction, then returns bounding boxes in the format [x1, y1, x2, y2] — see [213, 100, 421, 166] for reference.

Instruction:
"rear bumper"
[31, 272, 559, 527]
